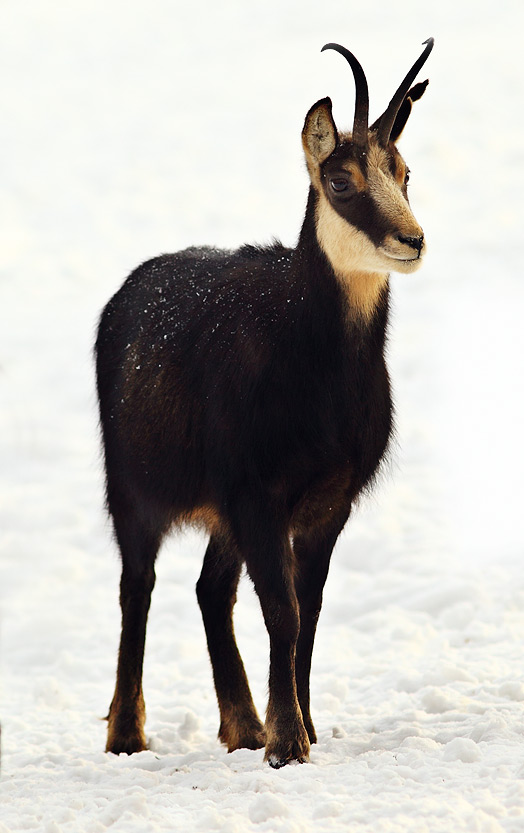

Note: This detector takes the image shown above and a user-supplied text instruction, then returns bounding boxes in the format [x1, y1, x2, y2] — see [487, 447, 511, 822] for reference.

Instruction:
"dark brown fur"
[96, 51, 429, 767]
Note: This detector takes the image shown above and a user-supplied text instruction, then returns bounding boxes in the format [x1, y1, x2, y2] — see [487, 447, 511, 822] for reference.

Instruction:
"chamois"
[96, 38, 433, 768]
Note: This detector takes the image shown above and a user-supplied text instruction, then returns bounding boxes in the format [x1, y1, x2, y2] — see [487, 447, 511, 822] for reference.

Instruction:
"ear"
[302, 97, 338, 170]
[370, 79, 429, 143]
[389, 80, 429, 143]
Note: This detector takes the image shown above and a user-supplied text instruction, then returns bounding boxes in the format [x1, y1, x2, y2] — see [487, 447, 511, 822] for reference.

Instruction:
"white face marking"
[315, 192, 389, 322]
[313, 138, 425, 321]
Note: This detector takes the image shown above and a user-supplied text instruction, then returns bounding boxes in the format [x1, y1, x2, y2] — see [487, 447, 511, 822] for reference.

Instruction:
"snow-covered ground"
[2, 1, 524, 830]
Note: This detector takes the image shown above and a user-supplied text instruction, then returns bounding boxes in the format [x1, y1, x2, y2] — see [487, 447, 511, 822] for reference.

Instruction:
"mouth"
[380, 248, 422, 263]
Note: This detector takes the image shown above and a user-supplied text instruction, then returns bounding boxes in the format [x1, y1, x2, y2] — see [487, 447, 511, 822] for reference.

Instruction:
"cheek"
[337, 194, 390, 247]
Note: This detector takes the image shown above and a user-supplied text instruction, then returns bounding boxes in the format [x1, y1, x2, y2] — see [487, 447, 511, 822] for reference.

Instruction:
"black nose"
[398, 234, 424, 254]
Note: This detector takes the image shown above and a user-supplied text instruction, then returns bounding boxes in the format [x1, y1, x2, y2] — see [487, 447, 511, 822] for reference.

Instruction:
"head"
[303, 39, 433, 283]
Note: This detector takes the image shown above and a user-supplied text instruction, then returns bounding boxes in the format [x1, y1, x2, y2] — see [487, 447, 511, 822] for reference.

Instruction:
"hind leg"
[106, 498, 163, 755]
[196, 534, 265, 751]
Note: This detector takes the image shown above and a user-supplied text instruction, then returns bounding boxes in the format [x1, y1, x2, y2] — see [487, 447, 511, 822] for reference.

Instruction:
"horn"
[321, 43, 369, 150]
[376, 37, 434, 146]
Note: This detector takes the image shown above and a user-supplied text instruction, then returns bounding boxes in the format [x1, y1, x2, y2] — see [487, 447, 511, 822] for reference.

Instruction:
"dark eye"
[330, 178, 349, 193]
[404, 169, 410, 185]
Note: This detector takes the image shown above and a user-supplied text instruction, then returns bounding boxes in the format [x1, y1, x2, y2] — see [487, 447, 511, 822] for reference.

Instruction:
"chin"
[390, 256, 424, 275]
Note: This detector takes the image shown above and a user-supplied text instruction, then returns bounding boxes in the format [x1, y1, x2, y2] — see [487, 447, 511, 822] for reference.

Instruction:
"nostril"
[398, 234, 424, 253]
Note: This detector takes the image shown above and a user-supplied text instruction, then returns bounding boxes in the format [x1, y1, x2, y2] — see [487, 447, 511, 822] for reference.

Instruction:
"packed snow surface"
[2, 1, 524, 831]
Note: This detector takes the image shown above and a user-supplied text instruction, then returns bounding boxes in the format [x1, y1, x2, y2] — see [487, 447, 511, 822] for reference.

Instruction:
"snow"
[1, 0, 524, 830]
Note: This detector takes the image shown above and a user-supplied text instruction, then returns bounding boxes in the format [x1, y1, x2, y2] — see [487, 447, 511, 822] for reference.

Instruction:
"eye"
[404, 169, 410, 185]
[330, 178, 349, 193]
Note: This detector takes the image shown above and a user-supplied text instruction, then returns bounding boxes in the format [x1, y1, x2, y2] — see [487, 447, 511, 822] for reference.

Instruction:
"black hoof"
[267, 753, 308, 769]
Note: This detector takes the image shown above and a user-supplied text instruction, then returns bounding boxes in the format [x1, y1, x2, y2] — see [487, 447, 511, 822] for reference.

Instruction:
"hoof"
[303, 717, 317, 745]
[226, 729, 266, 752]
[267, 752, 308, 769]
[106, 711, 146, 755]
[219, 711, 266, 752]
[106, 693, 146, 755]
[106, 734, 147, 755]
[264, 722, 310, 768]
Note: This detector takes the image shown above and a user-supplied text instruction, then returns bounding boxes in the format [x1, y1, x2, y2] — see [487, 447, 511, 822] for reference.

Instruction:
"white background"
[1, 1, 524, 830]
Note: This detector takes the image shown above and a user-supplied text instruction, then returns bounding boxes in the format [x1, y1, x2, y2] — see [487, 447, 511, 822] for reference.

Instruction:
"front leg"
[263, 609, 311, 768]
[293, 504, 351, 744]
[230, 496, 310, 768]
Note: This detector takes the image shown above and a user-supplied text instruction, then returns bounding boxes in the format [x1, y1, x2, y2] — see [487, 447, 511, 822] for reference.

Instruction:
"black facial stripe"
[326, 189, 391, 247]
[321, 143, 408, 246]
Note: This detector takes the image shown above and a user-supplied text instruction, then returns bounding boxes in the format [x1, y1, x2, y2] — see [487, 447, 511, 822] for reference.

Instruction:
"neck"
[296, 187, 389, 326]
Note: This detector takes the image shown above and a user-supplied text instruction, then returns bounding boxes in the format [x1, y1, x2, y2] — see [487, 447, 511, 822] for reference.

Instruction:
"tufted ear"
[371, 80, 429, 144]
[302, 97, 338, 170]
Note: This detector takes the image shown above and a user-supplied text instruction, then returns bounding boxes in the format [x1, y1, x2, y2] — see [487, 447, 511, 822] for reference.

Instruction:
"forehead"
[322, 135, 406, 179]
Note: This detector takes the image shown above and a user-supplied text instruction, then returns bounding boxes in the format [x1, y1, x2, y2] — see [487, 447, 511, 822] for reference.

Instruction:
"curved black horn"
[321, 43, 369, 149]
[376, 37, 434, 146]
